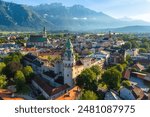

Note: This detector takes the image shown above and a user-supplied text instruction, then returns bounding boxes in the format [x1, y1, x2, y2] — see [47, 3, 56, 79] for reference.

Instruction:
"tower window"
[67, 74, 69, 77]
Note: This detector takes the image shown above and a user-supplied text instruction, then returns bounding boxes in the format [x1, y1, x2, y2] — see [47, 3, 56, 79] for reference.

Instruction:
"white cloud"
[82, 17, 87, 20]
[73, 17, 79, 20]
[73, 17, 87, 20]
[130, 13, 150, 22]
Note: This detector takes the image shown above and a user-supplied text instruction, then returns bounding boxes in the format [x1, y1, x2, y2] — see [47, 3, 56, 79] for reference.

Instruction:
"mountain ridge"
[0, 1, 150, 32]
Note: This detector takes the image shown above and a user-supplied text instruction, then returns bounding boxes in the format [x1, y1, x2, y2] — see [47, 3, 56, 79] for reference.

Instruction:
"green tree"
[141, 42, 150, 50]
[75, 53, 80, 61]
[130, 40, 139, 48]
[0, 75, 7, 88]
[76, 68, 97, 90]
[126, 55, 133, 66]
[80, 90, 98, 100]
[4, 62, 23, 77]
[139, 48, 147, 53]
[23, 66, 34, 82]
[98, 82, 108, 91]
[90, 65, 101, 76]
[12, 55, 20, 63]
[115, 64, 124, 73]
[102, 68, 122, 90]
[122, 63, 127, 70]
[47, 56, 52, 63]
[131, 68, 137, 72]
[14, 71, 25, 91]
[122, 42, 132, 50]
[3, 56, 12, 64]
[3, 52, 23, 64]
[0, 62, 6, 74]
[122, 80, 131, 88]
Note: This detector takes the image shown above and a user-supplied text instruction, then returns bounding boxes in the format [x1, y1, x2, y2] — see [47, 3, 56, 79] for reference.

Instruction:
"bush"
[122, 80, 131, 88]
[80, 90, 98, 100]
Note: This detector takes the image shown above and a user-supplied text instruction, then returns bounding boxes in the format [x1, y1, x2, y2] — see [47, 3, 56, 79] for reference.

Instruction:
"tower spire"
[43, 27, 47, 37]
[64, 39, 75, 64]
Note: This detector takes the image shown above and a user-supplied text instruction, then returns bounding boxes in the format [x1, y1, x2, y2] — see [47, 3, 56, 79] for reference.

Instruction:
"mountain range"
[0, 0, 150, 32]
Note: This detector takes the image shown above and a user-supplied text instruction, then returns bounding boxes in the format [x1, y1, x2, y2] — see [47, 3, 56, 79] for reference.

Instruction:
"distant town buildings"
[1, 31, 150, 100]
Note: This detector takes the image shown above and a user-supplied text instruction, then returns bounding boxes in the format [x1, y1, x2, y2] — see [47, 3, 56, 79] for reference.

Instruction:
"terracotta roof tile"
[55, 86, 81, 100]
[33, 78, 69, 97]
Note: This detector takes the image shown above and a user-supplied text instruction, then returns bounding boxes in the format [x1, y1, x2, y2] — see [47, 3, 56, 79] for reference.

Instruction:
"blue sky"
[3, 0, 150, 22]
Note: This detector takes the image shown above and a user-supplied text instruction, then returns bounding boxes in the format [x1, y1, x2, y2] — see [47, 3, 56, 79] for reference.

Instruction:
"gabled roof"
[32, 78, 69, 97]
[55, 86, 81, 100]
[121, 85, 146, 100]
[43, 70, 57, 79]
[24, 53, 37, 62]
[29, 35, 47, 42]
[133, 63, 145, 71]
[24, 53, 44, 67]
[132, 86, 145, 100]
[123, 69, 131, 79]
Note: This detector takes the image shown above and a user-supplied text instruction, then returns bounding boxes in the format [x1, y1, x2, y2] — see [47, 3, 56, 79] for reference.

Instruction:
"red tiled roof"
[0, 89, 24, 100]
[132, 86, 145, 100]
[33, 78, 54, 96]
[123, 69, 131, 79]
[51, 84, 70, 96]
[55, 86, 81, 100]
[33, 78, 69, 97]
[133, 63, 145, 71]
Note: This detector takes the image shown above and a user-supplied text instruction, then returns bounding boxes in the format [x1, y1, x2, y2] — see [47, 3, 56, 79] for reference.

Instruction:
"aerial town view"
[0, 0, 150, 100]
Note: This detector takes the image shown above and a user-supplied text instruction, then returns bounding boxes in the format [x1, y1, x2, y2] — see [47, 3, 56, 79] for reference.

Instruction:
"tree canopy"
[80, 90, 98, 100]
[122, 80, 131, 88]
[102, 68, 122, 90]
[23, 66, 34, 81]
[76, 68, 97, 90]
[115, 64, 124, 73]
[139, 48, 147, 53]
[14, 70, 25, 91]
[90, 65, 101, 76]
[122, 42, 132, 50]
[0, 62, 6, 74]
[4, 62, 23, 77]
[0, 75, 7, 88]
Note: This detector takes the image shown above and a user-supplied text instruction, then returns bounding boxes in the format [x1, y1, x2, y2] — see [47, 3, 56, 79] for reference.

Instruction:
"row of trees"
[122, 38, 150, 52]
[76, 65, 101, 100]
[76, 62, 129, 100]
[0, 52, 34, 93]
[0, 38, 7, 44]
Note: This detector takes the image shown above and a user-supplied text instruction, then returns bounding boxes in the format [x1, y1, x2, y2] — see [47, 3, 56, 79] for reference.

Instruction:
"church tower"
[63, 39, 75, 87]
[43, 27, 47, 37]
